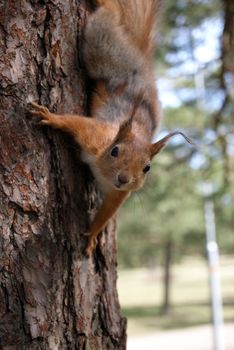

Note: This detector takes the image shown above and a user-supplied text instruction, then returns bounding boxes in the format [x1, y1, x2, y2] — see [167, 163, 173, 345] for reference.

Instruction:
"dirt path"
[127, 323, 234, 350]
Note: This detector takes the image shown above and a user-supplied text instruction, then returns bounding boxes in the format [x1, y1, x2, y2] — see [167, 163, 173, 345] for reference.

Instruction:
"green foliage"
[156, 0, 221, 66]
[118, 0, 234, 269]
[118, 148, 205, 268]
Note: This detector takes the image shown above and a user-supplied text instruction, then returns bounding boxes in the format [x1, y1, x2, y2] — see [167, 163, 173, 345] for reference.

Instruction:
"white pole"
[204, 199, 225, 350]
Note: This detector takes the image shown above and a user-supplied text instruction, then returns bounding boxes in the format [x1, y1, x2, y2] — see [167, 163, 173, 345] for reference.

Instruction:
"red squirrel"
[30, 0, 191, 256]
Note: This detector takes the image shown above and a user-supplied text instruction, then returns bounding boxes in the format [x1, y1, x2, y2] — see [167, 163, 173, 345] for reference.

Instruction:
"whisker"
[135, 191, 146, 217]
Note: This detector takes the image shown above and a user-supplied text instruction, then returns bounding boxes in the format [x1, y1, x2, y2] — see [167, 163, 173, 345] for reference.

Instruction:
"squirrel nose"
[118, 173, 130, 185]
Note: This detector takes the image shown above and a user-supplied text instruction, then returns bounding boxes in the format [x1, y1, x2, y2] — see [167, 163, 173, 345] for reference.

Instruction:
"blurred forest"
[117, 0, 234, 287]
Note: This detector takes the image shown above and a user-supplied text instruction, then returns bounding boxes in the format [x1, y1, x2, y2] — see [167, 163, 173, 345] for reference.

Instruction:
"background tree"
[0, 1, 126, 348]
[118, 0, 234, 314]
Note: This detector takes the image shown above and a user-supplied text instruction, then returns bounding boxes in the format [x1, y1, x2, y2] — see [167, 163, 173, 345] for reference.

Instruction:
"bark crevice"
[0, 1, 126, 349]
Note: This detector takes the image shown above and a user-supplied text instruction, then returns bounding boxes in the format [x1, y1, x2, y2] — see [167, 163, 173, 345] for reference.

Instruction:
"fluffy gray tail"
[114, 0, 160, 57]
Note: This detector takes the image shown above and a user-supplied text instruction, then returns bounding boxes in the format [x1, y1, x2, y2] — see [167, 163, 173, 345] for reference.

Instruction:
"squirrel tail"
[104, 0, 161, 57]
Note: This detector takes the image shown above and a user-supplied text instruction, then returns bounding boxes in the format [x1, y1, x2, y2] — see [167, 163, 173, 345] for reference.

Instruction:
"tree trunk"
[161, 239, 173, 315]
[222, 0, 234, 75]
[0, 1, 126, 349]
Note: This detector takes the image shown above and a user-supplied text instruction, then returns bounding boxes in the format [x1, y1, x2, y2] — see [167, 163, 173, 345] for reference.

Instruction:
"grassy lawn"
[117, 256, 234, 336]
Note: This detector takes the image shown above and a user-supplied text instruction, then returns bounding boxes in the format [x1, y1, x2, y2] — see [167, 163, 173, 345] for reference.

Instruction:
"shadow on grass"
[121, 299, 234, 331]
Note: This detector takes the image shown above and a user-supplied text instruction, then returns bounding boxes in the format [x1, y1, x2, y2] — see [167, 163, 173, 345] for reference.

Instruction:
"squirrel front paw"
[85, 236, 98, 257]
[30, 102, 53, 126]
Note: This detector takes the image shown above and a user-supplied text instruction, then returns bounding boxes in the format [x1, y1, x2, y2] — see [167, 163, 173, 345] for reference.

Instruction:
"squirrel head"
[96, 95, 193, 192]
[97, 127, 151, 192]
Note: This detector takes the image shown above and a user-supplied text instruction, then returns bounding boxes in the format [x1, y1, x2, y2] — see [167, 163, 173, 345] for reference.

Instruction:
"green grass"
[117, 256, 234, 336]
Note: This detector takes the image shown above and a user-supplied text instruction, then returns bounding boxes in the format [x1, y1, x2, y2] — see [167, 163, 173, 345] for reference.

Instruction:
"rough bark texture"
[0, 1, 126, 349]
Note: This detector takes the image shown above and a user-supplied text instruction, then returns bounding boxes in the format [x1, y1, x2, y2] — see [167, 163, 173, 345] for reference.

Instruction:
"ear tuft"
[115, 117, 133, 142]
[129, 92, 145, 121]
[115, 91, 145, 142]
[151, 131, 195, 157]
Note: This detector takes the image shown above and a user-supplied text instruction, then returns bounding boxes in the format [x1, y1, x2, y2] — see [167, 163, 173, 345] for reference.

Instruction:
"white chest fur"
[81, 150, 111, 193]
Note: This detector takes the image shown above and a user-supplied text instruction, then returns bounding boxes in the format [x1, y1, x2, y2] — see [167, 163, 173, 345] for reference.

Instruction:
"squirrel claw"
[38, 119, 50, 126]
[30, 102, 49, 113]
[30, 102, 51, 123]
[30, 102, 50, 120]
[85, 237, 98, 257]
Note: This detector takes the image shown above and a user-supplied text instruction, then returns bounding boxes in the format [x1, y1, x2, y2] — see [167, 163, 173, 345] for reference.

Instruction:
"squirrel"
[30, 0, 192, 257]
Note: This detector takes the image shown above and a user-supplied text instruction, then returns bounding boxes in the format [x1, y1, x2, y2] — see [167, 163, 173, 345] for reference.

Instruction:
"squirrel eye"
[111, 146, 119, 157]
[143, 164, 151, 173]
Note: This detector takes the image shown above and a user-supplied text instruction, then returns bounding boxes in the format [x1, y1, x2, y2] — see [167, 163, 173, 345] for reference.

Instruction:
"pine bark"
[0, 1, 126, 349]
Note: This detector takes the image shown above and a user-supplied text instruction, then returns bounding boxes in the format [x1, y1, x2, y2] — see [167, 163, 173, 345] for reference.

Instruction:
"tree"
[0, 1, 126, 348]
[118, 0, 234, 314]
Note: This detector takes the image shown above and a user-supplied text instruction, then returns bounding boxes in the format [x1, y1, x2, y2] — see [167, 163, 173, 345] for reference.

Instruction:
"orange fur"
[91, 81, 110, 115]
[30, 0, 171, 257]
[86, 189, 129, 256]
[101, 0, 159, 57]
[30, 102, 117, 157]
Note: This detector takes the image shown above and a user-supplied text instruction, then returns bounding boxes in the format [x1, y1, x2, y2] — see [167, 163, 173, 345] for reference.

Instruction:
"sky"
[157, 17, 223, 109]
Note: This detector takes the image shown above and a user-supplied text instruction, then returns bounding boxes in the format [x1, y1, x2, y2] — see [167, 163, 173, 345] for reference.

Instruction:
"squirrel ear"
[116, 117, 133, 141]
[129, 92, 144, 121]
[151, 131, 194, 157]
[115, 92, 144, 141]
